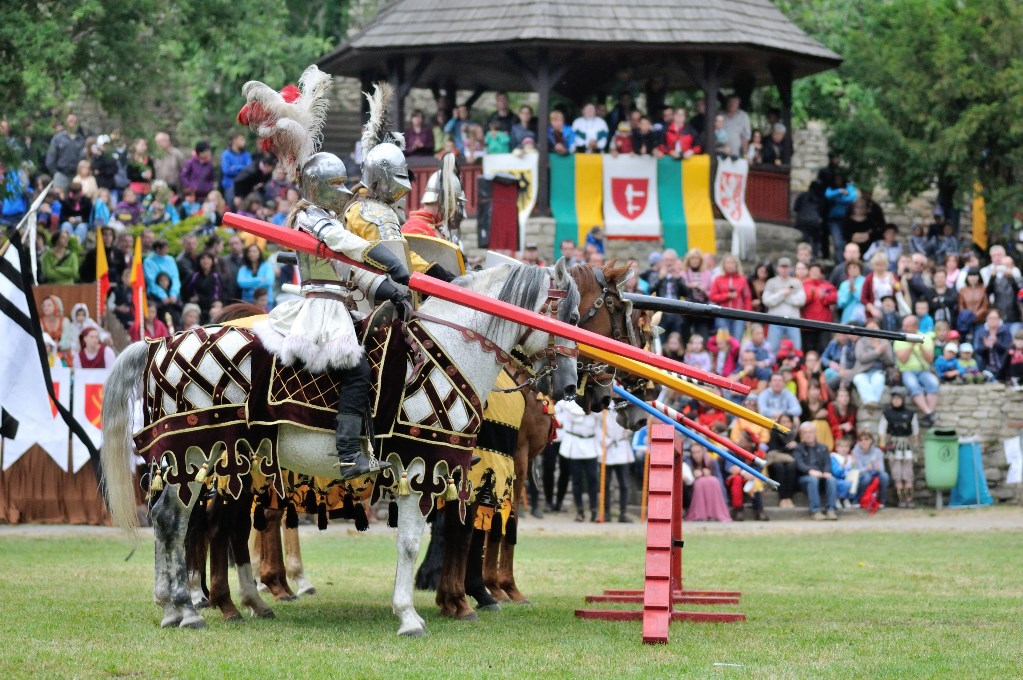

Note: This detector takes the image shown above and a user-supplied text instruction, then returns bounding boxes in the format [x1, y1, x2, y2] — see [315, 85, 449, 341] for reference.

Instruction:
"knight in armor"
[402, 152, 466, 244]
[238, 65, 409, 480]
[343, 84, 457, 283]
[878, 387, 919, 508]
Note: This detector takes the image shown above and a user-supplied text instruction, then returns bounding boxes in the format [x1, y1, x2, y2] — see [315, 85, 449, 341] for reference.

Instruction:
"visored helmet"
[361, 142, 410, 204]
[300, 152, 353, 213]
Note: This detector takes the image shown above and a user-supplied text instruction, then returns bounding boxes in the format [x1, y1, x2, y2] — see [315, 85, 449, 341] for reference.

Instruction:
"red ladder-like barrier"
[575, 424, 745, 644]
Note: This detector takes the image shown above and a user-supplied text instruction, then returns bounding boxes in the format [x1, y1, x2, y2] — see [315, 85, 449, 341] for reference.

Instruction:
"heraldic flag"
[129, 235, 147, 329]
[0, 229, 100, 471]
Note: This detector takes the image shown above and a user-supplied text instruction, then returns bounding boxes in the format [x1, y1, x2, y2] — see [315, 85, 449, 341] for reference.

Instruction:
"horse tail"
[101, 341, 149, 535]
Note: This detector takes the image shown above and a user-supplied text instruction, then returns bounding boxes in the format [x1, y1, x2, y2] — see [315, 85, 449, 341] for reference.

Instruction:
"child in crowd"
[725, 463, 769, 522]
[610, 122, 633, 154]
[485, 120, 510, 155]
[913, 298, 934, 333]
[935, 342, 962, 383]
[932, 319, 955, 355]
[851, 429, 889, 509]
[180, 189, 202, 218]
[908, 221, 933, 258]
[957, 343, 985, 383]
[683, 334, 713, 373]
[795, 242, 813, 266]
[879, 295, 902, 332]
[933, 222, 959, 260]
[253, 287, 270, 313]
[878, 387, 919, 508]
[91, 188, 112, 226]
[270, 199, 289, 226]
[830, 436, 858, 509]
[1003, 330, 1023, 389]
[741, 324, 775, 372]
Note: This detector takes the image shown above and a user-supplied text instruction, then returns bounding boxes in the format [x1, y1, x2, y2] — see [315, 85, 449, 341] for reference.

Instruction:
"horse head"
[520, 257, 580, 401]
[615, 303, 658, 430]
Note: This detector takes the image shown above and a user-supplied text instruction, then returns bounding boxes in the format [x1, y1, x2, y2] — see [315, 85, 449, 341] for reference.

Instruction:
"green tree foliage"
[778, 0, 1023, 226]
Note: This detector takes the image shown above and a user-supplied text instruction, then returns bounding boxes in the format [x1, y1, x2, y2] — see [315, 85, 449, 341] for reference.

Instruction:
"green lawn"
[0, 526, 1020, 679]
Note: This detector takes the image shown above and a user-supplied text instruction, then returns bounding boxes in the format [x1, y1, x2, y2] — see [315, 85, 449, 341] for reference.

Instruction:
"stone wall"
[857, 384, 1023, 505]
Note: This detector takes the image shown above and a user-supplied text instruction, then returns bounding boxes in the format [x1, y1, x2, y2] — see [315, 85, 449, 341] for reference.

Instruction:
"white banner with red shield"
[714, 157, 757, 259]
[71, 368, 108, 472]
[2, 365, 71, 471]
[602, 155, 661, 239]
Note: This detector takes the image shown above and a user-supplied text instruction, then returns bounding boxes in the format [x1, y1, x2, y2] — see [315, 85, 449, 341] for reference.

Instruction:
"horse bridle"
[575, 267, 639, 392]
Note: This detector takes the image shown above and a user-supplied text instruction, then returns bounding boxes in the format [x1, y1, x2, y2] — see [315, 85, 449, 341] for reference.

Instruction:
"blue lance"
[612, 384, 779, 489]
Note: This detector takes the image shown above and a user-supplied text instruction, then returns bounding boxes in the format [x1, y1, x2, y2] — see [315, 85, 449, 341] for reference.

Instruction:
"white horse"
[101, 262, 580, 636]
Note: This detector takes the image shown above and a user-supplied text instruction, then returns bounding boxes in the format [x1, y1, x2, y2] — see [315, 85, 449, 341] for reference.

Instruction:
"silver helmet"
[300, 152, 352, 213]
[422, 153, 467, 241]
[361, 142, 411, 204]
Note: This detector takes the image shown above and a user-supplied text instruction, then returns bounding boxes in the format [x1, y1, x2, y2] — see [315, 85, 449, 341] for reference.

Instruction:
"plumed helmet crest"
[361, 82, 405, 155]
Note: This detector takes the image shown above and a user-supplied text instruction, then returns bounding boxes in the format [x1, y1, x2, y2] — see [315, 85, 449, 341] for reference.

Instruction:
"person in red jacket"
[659, 108, 702, 159]
[709, 254, 752, 339]
[707, 327, 741, 376]
[801, 262, 838, 354]
[825, 387, 857, 443]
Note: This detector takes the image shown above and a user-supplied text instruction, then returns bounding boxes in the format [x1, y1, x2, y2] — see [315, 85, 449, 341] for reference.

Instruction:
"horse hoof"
[252, 608, 276, 619]
[297, 587, 317, 596]
[194, 597, 211, 609]
[224, 612, 243, 623]
[398, 626, 426, 638]
[457, 612, 479, 622]
[160, 615, 183, 628]
[275, 594, 298, 602]
[477, 603, 502, 612]
[179, 616, 206, 629]
[515, 599, 532, 606]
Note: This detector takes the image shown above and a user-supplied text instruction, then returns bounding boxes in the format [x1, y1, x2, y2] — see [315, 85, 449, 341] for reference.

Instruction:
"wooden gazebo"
[318, 0, 841, 216]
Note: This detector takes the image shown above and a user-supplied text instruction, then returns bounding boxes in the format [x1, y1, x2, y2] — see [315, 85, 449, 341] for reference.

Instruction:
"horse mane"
[213, 302, 267, 323]
[485, 264, 550, 338]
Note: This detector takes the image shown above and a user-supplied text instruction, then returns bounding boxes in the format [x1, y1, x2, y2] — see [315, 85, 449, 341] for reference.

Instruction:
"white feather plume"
[361, 82, 404, 154]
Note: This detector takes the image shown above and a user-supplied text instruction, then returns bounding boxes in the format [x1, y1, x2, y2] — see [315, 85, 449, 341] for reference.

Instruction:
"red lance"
[225, 212, 749, 394]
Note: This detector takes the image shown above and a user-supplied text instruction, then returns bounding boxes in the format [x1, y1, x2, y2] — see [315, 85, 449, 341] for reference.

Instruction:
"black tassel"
[317, 503, 328, 531]
[387, 500, 398, 528]
[488, 510, 504, 541]
[505, 514, 517, 546]
[304, 489, 317, 514]
[353, 503, 369, 532]
[252, 506, 267, 532]
[285, 502, 298, 529]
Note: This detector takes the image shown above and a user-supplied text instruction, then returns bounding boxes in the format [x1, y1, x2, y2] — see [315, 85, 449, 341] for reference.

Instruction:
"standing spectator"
[606, 91, 636, 130]
[972, 309, 1012, 375]
[609, 122, 633, 155]
[861, 253, 901, 321]
[927, 269, 958, 328]
[484, 121, 510, 154]
[232, 154, 277, 201]
[220, 133, 251, 201]
[175, 233, 199, 282]
[980, 245, 1021, 286]
[109, 129, 131, 197]
[986, 258, 1022, 335]
[794, 422, 839, 520]
[793, 181, 825, 255]
[824, 174, 858, 262]
[443, 104, 472, 154]
[680, 247, 714, 339]
[237, 244, 275, 307]
[760, 124, 790, 166]
[878, 387, 919, 507]
[762, 257, 806, 351]
[510, 105, 537, 150]
[179, 142, 215, 200]
[850, 320, 894, 405]
[182, 251, 223, 322]
[709, 254, 752, 339]
[863, 225, 903, 270]
[721, 95, 751, 159]
[571, 103, 609, 153]
[630, 116, 662, 156]
[127, 138, 154, 196]
[487, 92, 520, 133]
[547, 110, 575, 156]
[748, 261, 774, 313]
[40, 231, 80, 284]
[79, 224, 121, 283]
[403, 109, 434, 156]
[851, 430, 890, 508]
[837, 260, 866, 324]
[45, 113, 86, 189]
[660, 108, 701, 159]
[825, 387, 857, 443]
[747, 130, 763, 164]
[957, 268, 989, 336]
[1001, 330, 1023, 387]
[143, 238, 181, 306]
[90, 135, 118, 194]
[557, 399, 601, 523]
[601, 410, 635, 523]
[893, 315, 939, 426]
[153, 132, 185, 191]
[801, 263, 838, 354]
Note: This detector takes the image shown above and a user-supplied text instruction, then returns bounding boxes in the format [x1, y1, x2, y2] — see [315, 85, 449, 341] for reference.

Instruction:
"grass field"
[1, 516, 1021, 679]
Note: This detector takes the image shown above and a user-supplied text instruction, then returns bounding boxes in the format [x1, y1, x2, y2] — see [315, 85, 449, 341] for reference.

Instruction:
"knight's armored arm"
[425, 262, 457, 283]
[364, 243, 411, 285]
[349, 268, 410, 306]
[297, 206, 374, 261]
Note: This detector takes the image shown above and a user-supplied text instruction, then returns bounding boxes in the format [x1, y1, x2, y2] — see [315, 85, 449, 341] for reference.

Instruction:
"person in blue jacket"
[237, 243, 275, 307]
[220, 133, 252, 202]
[824, 174, 858, 263]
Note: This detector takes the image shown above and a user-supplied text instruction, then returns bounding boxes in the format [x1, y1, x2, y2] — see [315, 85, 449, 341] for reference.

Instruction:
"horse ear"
[554, 256, 569, 282]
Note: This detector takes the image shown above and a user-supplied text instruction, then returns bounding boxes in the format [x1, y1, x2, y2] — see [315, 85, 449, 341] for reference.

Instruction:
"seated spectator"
[878, 387, 919, 507]
[660, 108, 701, 159]
[90, 188, 112, 227]
[972, 309, 1012, 375]
[863, 225, 903, 271]
[729, 349, 770, 396]
[837, 260, 866, 323]
[404, 109, 435, 156]
[794, 421, 839, 520]
[747, 130, 763, 164]
[801, 381, 829, 428]
[931, 319, 955, 355]
[684, 334, 712, 374]
[822, 332, 856, 392]
[928, 269, 958, 328]
[661, 331, 685, 363]
[851, 430, 889, 508]
[825, 387, 857, 442]
[911, 298, 934, 334]
[130, 295, 171, 341]
[957, 268, 989, 336]
[73, 326, 116, 370]
[861, 252, 901, 321]
[893, 315, 938, 426]
[757, 372, 802, 422]
[709, 254, 751, 339]
[742, 323, 776, 373]
[548, 110, 574, 156]
[762, 257, 806, 350]
[629, 116, 662, 156]
[850, 319, 894, 405]
[73, 159, 98, 200]
[59, 182, 92, 242]
[707, 328, 740, 376]
[1001, 330, 1023, 387]
[684, 443, 731, 522]
[908, 221, 934, 258]
[760, 124, 790, 166]
[957, 342, 986, 382]
[725, 455, 769, 521]
[766, 413, 799, 508]
[237, 244, 275, 307]
[986, 260, 1022, 336]
[571, 103, 608, 153]
[510, 106, 537, 150]
[232, 154, 278, 200]
[935, 342, 963, 383]
[485, 120, 510, 155]
[143, 238, 181, 305]
[877, 295, 902, 332]
[830, 436, 857, 509]
[183, 251, 223, 323]
[114, 187, 142, 225]
[40, 230, 80, 285]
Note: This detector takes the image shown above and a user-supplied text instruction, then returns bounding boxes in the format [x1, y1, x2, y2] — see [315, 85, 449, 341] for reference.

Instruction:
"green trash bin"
[924, 429, 959, 490]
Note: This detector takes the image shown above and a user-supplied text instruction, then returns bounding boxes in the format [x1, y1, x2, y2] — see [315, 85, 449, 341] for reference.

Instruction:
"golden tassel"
[195, 463, 209, 484]
[150, 471, 164, 492]
[397, 472, 411, 496]
[444, 476, 458, 501]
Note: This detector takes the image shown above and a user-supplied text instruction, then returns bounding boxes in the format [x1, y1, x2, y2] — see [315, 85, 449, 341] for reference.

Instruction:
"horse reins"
[575, 267, 640, 391]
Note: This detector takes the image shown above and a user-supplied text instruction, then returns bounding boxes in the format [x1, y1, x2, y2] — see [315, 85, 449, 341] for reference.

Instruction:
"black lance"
[623, 293, 925, 344]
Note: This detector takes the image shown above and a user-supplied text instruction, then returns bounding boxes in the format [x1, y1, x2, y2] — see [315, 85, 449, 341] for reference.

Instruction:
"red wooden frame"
[575, 424, 745, 644]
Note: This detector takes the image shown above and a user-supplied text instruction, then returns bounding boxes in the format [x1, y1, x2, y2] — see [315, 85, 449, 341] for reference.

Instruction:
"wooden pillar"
[387, 57, 406, 128]
[701, 56, 723, 162]
[535, 57, 552, 216]
[733, 72, 756, 112]
[769, 62, 794, 158]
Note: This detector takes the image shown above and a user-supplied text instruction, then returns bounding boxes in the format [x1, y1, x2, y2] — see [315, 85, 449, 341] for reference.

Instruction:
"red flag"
[129, 236, 147, 330]
[95, 229, 110, 317]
